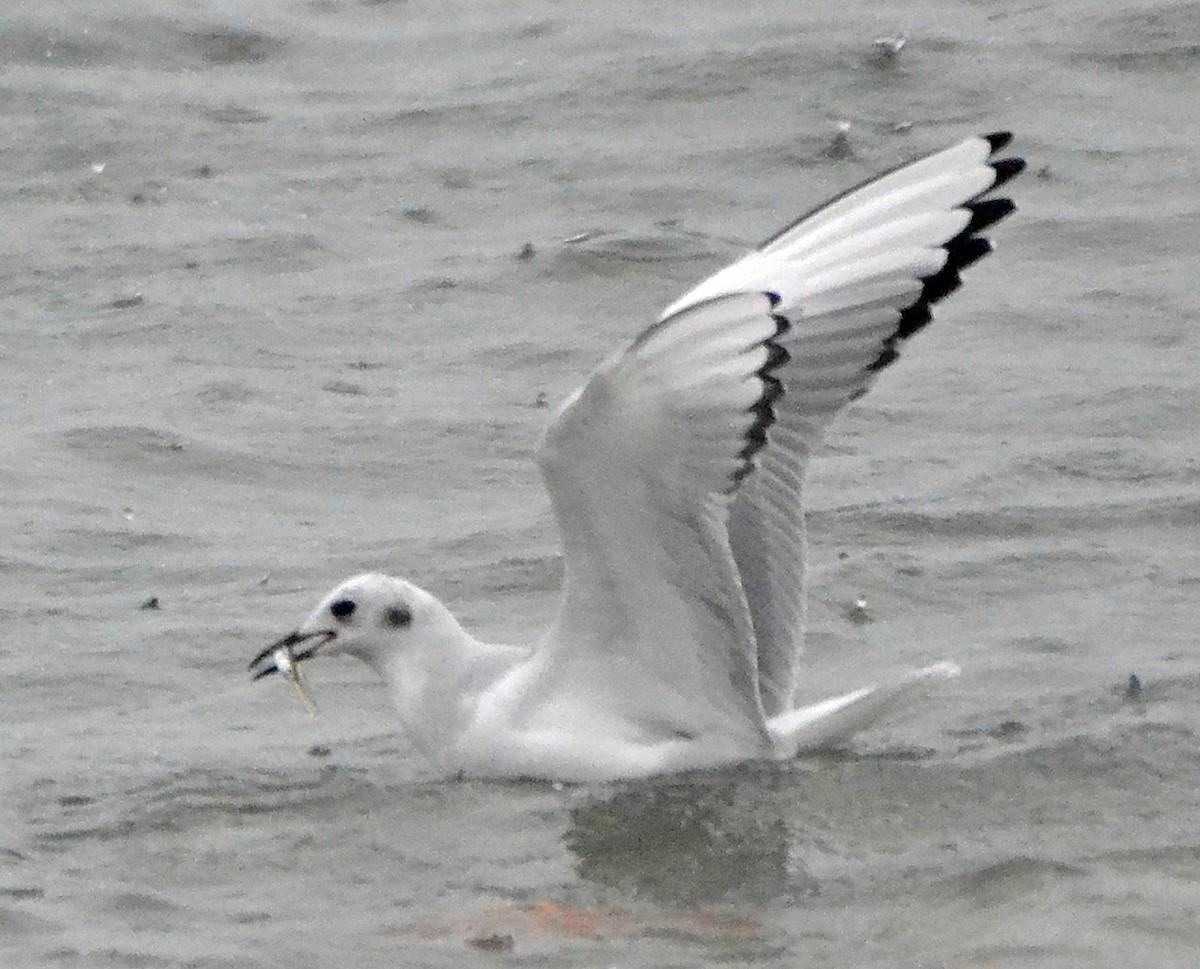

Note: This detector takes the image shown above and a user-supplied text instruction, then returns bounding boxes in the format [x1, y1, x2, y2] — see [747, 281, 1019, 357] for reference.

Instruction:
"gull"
[250, 132, 1024, 782]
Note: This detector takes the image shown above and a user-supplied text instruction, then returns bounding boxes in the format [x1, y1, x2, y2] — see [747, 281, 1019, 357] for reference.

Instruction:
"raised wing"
[665, 133, 1024, 717]
[535, 293, 789, 752]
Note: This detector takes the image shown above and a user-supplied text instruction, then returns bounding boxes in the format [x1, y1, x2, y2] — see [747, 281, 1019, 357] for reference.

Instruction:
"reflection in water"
[565, 768, 814, 907]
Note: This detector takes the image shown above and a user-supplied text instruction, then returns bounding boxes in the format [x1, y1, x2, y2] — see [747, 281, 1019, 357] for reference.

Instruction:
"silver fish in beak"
[249, 630, 333, 716]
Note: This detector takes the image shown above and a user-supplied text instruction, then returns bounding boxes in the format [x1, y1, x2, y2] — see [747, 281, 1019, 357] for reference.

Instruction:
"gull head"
[249, 572, 451, 680]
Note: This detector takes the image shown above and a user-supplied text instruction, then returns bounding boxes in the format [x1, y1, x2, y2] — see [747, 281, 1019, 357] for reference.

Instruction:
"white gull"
[250, 132, 1024, 781]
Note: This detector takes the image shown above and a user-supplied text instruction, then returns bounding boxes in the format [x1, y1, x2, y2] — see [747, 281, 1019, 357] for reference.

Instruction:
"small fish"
[249, 630, 330, 717]
[275, 644, 319, 716]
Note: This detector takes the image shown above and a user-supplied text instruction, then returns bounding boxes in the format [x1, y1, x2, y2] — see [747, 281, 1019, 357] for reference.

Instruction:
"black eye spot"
[383, 605, 412, 629]
[330, 598, 356, 620]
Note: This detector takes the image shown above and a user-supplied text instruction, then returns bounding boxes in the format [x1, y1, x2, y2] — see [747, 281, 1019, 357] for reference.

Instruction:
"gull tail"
[767, 661, 960, 758]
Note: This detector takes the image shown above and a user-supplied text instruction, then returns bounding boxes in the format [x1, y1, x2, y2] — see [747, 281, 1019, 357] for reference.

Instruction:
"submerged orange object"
[399, 899, 761, 949]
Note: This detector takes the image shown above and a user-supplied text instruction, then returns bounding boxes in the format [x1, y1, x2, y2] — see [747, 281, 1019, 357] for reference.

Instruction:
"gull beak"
[248, 630, 336, 681]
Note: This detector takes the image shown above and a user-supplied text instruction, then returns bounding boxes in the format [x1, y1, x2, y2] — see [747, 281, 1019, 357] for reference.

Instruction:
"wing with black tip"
[534, 293, 791, 749]
[663, 133, 1024, 716]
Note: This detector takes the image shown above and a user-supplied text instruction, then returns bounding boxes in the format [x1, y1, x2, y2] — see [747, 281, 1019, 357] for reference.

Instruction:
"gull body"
[252, 133, 1024, 782]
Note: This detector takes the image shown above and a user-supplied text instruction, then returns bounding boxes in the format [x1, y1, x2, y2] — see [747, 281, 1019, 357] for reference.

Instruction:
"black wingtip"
[984, 131, 1014, 153]
[864, 172, 1012, 375]
[732, 309, 792, 487]
[990, 157, 1026, 191]
[808, 132, 1025, 384]
[865, 346, 900, 374]
[893, 301, 932, 342]
[965, 197, 1016, 235]
[947, 233, 994, 268]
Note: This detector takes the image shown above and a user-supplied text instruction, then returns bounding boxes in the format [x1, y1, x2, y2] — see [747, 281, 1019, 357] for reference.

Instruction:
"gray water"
[3, 1, 1199, 966]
